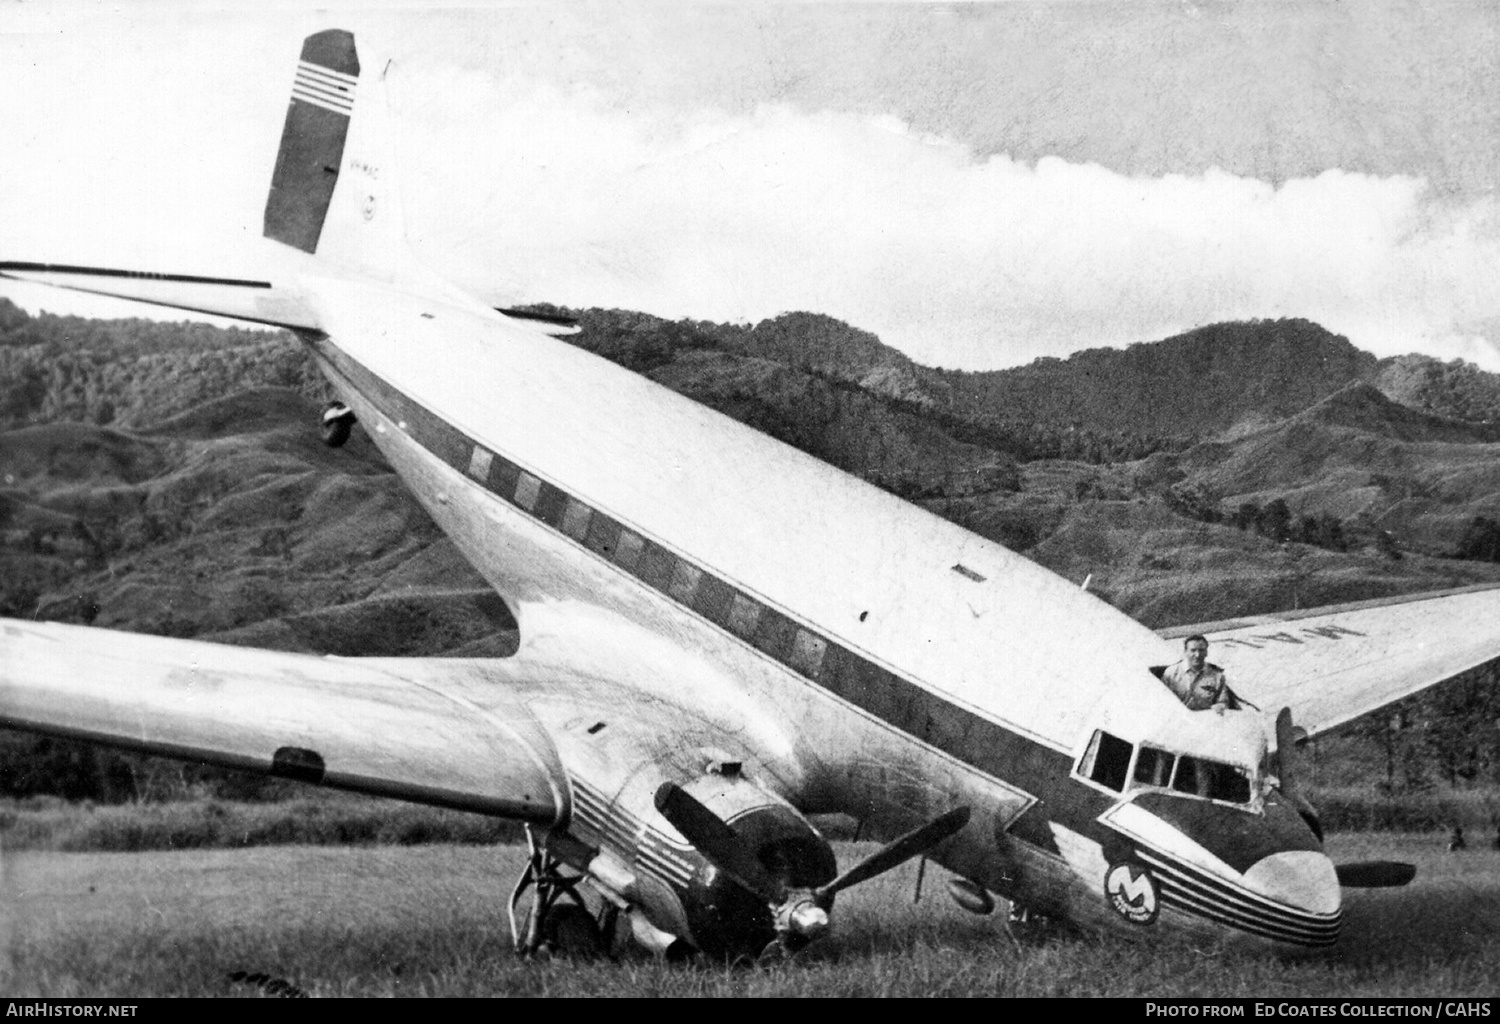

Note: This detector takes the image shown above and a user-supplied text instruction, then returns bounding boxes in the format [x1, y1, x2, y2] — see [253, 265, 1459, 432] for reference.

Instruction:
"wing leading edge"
[1160, 583, 1500, 739]
[0, 617, 562, 819]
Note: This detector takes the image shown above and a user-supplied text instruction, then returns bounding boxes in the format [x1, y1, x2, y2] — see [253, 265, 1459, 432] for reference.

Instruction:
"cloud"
[4, 20, 1497, 374]
[398, 74, 1500, 371]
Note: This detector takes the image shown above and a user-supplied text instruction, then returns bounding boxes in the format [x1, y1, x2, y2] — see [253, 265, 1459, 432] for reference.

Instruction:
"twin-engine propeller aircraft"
[4, 29, 1499, 960]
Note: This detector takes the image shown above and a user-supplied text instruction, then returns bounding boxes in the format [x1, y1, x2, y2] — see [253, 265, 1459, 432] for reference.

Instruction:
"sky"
[2, 1, 1498, 371]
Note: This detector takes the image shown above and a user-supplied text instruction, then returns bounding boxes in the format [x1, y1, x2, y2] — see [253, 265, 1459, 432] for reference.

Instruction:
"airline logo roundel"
[1105, 862, 1159, 925]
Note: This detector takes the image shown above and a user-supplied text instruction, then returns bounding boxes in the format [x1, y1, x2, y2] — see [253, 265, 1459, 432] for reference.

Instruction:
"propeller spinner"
[655, 782, 971, 955]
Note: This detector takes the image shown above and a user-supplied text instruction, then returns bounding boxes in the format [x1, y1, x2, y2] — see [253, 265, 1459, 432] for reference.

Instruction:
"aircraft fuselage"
[300, 272, 1340, 954]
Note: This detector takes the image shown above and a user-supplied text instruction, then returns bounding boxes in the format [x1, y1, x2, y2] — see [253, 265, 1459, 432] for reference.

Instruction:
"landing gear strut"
[508, 825, 613, 958]
[321, 402, 357, 447]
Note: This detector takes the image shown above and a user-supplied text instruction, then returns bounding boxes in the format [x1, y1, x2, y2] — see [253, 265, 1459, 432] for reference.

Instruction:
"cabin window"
[466, 446, 493, 482]
[614, 530, 644, 570]
[789, 629, 828, 679]
[668, 560, 702, 603]
[562, 498, 592, 541]
[1134, 745, 1176, 788]
[725, 594, 761, 638]
[1079, 730, 1133, 792]
[514, 471, 541, 511]
[1172, 756, 1252, 804]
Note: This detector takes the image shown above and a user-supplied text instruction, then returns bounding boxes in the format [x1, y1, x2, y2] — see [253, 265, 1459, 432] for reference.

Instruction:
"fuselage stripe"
[313, 340, 1106, 833]
[1135, 849, 1339, 928]
[1157, 884, 1339, 946]
[1157, 882, 1338, 945]
[1136, 851, 1340, 944]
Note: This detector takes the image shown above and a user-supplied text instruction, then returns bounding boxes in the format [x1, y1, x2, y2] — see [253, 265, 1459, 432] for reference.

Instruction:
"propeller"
[816, 806, 972, 902]
[655, 782, 970, 953]
[1275, 708, 1416, 889]
[1275, 706, 1323, 841]
[654, 781, 784, 900]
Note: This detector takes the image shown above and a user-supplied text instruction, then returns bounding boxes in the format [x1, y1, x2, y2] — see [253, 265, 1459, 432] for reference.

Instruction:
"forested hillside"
[4, 296, 1500, 802]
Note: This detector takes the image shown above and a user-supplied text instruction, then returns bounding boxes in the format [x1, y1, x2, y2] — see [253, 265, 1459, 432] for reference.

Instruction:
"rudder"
[263, 30, 410, 282]
[264, 30, 360, 254]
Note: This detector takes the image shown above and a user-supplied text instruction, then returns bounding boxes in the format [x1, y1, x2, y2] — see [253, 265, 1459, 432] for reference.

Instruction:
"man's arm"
[1209, 664, 1232, 712]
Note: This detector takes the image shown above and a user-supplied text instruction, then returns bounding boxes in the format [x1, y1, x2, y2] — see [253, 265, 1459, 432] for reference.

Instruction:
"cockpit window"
[1079, 730, 1133, 792]
[1079, 732, 1254, 805]
[1134, 745, 1176, 788]
[1172, 755, 1252, 804]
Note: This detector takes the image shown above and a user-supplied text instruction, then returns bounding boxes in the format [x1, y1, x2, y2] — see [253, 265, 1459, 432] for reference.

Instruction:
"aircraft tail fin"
[2, 29, 463, 328]
[264, 29, 411, 281]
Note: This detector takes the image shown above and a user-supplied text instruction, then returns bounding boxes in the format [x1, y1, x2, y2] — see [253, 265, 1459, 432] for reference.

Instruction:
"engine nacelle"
[571, 758, 834, 959]
[671, 765, 836, 958]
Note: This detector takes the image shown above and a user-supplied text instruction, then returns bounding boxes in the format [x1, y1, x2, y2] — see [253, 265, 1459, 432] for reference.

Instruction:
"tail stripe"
[297, 60, 358, 87]
[293, 68, 355, 99]
[292, 65, 356, 114]
[291, 83, 354, 115]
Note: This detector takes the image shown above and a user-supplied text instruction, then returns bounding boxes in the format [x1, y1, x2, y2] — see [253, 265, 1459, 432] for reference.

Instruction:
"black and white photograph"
[2, 0, 1499, 999]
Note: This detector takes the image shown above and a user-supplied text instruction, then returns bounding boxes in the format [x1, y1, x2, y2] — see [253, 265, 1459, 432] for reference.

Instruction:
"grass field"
[3, 834, 1498, 997]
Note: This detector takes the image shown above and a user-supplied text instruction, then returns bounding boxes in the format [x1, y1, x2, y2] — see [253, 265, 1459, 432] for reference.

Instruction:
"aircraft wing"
[0, 616, 568, 819]
[1159, 583, 1500, 739]
[0, 262, 322, 333]
[0, 606, 802, 821]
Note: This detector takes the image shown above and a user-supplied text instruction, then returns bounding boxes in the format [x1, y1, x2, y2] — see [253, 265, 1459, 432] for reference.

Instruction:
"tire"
[541, 903, 604, 958]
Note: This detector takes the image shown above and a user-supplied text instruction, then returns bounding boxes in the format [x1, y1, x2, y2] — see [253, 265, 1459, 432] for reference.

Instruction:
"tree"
[1232, 500, 1262, 532]
[1376, 530, 1403, 561]
[1261, 498, 1293, 542]
[1421, 662, 1500, 786]
[1457, 516, 1500, 563]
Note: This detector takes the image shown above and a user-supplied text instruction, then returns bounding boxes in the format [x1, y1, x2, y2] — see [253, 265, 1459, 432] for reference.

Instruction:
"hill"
[5, 297, 1500, 801]
[928, 318, 1381, 439]
[7, 296, 1500, 636]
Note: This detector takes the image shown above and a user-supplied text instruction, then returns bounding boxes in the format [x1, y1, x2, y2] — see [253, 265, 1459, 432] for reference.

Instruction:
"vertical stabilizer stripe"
[291, 87, 354, 116]
[293, 72, 355, 100]
[297, 60, 358, 87]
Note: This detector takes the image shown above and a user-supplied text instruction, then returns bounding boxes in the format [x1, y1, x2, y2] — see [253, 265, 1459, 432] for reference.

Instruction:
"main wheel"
[540, 902, 605, 958]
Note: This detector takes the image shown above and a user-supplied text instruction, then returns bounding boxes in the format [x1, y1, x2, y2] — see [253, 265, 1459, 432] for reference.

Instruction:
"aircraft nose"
[1242, 850, 1341, 919]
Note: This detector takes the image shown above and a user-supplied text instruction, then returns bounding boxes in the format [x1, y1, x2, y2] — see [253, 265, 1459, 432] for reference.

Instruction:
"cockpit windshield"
[1079, 731, 1253, 806]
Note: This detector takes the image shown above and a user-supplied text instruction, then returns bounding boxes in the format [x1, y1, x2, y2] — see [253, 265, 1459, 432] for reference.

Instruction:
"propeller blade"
[653, 782, 783, 901]
[1275, 707, 1303, 800]
[818, 806, 971, 900]
[1275, 707, 1323, 841]
[1335, 860, 1417, 888]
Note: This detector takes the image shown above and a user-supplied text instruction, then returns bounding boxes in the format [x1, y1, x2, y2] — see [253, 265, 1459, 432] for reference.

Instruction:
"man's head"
[1183, 634, 1209, 671]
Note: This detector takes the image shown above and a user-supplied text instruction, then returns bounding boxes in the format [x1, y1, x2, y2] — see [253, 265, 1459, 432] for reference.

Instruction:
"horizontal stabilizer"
[495, 306, 581, 337]
[1334, 861, 1416, 888]
[0, 262, 322, 332]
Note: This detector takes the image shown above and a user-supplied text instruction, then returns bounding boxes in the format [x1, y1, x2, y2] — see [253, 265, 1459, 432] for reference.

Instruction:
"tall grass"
[8, 789, 1496, 855]
[6, 839, 1499, 997]
[1310, 787, 1500, 834]
[0, 794, 524, 852]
